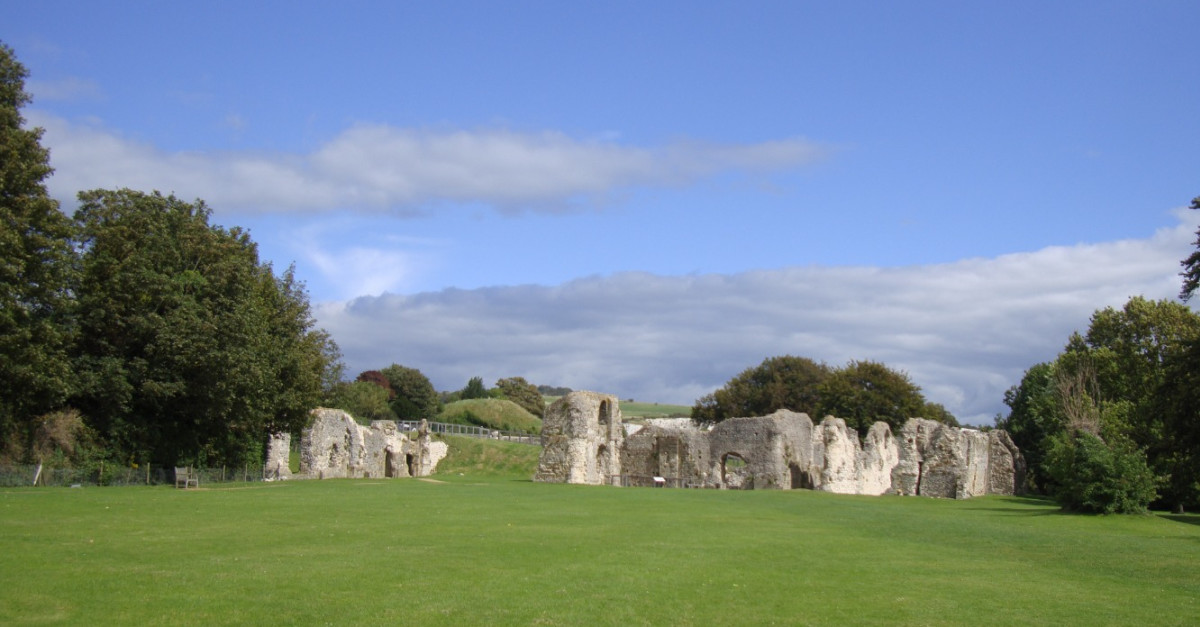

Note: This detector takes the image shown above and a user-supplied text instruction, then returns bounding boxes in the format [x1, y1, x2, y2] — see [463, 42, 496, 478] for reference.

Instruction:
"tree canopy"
[0, 43, 76, 454]
[1180, 196, 1200, 302]
[691, 355, 830, 424]
[999, 296, 1200, 511]
[814, 360, 929, 434]
[380, 364, 440, 419]
[494, 376, 545, 419]
[70, 189, 341, 466]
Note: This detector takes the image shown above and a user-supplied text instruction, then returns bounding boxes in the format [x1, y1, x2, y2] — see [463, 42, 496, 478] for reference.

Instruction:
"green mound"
[437, 398, 542, 434]
[434, 434, 541, 478]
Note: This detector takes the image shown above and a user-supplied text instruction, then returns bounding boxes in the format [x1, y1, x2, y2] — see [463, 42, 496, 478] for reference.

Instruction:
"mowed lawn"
[2, 476, 1199, 626]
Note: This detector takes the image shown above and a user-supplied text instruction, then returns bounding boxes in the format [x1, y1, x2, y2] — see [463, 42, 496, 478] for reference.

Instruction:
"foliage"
[1000, 297, 1200, 509]
[920, 401, 960, 427]
[70, 189, 340, 466]
[379, 363, 440, 419]
[537, 384, 573, 396]
[460, 375, 489, 400]
[354, 370, 394, 399]
[494, 376, 545, 418]
[814, 360, 930, 435]
[0, 43, 76, 457]
[437, 398, 542, 434]
[1180, 195, 1200, 302]
[327, 381, 396, 423]
[996, 362, 1061, 489]
[1044, 430, 1160, 514]
[692, 355, 830, 423]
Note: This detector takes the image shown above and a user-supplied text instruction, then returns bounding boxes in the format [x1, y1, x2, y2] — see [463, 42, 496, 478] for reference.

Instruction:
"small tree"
[328, 381, 396, 422]
[814, 360, 927, 435]
[495, 376, 545, 418]
[380, 364, 440, 419]
[1044, 430, 1159, 514]
[460, 376, 489, 400]
[692, 355, 829, 424]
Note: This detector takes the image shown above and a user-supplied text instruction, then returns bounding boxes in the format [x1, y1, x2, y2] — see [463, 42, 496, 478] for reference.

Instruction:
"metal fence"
[0, 463, 271, 488]
[406, 421, 541, 445]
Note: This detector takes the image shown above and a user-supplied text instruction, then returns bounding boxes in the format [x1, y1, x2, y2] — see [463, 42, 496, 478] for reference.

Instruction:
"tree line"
[328, 367, 548, 423]
[1, 44, 340, 469]
[692, 356, 958, 435]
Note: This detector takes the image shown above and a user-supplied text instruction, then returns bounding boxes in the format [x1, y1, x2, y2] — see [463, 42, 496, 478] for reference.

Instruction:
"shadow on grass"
[965, 495, 1065, 516]
[1159, 513, 1200, 527]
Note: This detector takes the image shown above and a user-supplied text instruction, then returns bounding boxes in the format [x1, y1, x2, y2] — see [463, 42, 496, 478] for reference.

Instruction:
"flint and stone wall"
[536, 396, 1025, 499]
[274, 408, 447, 480]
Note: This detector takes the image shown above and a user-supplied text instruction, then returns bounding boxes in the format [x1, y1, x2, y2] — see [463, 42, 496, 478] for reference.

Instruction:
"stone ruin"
[534, 391, 1025, 499]
[265, 408, 448, 480]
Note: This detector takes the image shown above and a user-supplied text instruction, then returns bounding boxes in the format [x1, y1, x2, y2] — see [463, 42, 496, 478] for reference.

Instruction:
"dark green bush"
[1045, 430, 1159, 514]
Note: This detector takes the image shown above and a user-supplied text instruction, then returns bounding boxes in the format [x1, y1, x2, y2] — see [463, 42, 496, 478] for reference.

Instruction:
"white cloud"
[314, 214, 1199, 426]
[28, 111, 825, 214]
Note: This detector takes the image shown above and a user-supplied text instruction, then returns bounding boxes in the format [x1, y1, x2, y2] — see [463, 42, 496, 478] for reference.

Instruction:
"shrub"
[1045, 430, 1159, 514]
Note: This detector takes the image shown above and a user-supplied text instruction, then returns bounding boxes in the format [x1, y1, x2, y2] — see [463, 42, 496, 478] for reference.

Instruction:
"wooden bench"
[174, 466, 199, 489]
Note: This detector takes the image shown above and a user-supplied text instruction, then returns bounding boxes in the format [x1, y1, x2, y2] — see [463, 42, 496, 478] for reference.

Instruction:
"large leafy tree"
[1000, 297, 1200, 509]
[692, 355, 830, 423]
[380, 364, 440, 419]
[71, 189, 340, 466]
[495, 376, 545, 419]
[814, 360, 930, 435]
[0, 42, 76, 454]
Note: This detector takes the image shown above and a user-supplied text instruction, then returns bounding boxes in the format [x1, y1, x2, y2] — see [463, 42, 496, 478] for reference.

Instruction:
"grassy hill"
[437, 398, 542, 434]
[434, 434, 541, 477]
[2, 475, 1198, 624]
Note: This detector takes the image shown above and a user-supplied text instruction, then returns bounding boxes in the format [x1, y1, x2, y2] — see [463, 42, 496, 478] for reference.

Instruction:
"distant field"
[3, 451, 1199, 625]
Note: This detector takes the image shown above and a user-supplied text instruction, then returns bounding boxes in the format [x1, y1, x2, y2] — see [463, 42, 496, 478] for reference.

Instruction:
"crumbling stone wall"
[264, 432, 292, 480]
[535, 397, 1024, 500]
[299, 408, 446, 479]
[890, 418, 1025, 498]
[534, 391, 624, 485]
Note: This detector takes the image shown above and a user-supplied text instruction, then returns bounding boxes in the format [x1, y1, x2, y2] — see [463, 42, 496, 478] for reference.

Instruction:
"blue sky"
[4, 1, 1198, 423]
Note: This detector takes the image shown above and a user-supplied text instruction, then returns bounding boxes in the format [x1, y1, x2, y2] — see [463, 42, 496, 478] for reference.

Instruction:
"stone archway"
[721, 452, 751, 489]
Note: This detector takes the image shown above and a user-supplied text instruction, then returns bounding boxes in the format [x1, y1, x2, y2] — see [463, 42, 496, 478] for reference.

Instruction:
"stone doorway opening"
[721, 452, 751, 489]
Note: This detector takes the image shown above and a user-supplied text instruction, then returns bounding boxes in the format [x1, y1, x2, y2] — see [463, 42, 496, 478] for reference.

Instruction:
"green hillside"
[437, 398, 542, 434]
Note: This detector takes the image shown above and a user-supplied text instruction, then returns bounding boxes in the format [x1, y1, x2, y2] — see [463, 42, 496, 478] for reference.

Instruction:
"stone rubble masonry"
[534, 391, 624, 485]
[264, 432, 292, 480]
[535, 394, 1024, 499]
[292, 408, 446, 480]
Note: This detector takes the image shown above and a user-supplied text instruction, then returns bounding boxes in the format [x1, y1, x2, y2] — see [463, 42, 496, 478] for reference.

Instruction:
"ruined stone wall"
[264, 432, 292, 480]
[299, 408, 446, 479]
[708, 410, 815, 490]
[890, 418, 1025, 498]
[534, 391, 623, 485]
[621, 424, 711, 487]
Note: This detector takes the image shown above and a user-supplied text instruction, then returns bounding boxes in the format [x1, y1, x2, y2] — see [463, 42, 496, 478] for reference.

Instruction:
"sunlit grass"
[2, 471, 1198, 624]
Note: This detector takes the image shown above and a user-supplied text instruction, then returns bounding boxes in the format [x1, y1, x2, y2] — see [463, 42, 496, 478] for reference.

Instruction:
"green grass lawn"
[3, 472, 1199, 625]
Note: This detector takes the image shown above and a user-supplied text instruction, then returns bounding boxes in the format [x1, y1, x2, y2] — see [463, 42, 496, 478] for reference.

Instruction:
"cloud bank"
[316, 215, 1198, 425]
[29, 111, 825, 213]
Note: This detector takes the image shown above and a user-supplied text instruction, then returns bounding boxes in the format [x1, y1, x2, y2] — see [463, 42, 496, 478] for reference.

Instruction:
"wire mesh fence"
[0, 463, 271, 488]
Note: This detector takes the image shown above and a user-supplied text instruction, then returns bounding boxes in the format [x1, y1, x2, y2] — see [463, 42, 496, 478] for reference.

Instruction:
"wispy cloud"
[314, 214, 1199, 425]
[26, 77, 103, 102]
[29, 111, 826, 214]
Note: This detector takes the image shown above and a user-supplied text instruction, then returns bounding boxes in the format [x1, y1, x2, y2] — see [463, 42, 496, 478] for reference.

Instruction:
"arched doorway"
[721, 452, 751, 489]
